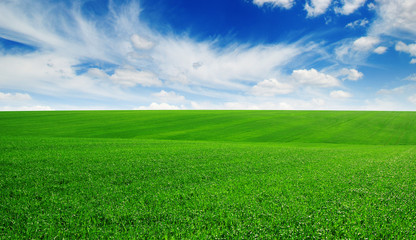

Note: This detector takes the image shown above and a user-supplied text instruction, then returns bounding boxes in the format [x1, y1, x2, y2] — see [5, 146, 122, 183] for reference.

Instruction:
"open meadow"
[1, 111, 416, 238]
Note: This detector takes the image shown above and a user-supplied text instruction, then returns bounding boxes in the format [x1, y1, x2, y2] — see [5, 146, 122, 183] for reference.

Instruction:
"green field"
[1, 111, 416, 238]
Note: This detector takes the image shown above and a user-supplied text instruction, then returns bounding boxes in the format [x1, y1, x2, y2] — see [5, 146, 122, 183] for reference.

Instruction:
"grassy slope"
[1, 136, 416, 238]
[1, 110, 416, 238]
[1, 110, 416, 144]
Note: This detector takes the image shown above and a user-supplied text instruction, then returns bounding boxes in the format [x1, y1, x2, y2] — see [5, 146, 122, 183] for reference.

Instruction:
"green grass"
[1, 111, 416, 238]
[1, 110, 416, 144]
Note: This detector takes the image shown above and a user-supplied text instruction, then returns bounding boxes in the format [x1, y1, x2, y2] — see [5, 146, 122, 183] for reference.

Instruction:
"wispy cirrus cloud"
[152, 37, 303, 92]
[0, 0, 311, 109]
[252, 0, 295, 9]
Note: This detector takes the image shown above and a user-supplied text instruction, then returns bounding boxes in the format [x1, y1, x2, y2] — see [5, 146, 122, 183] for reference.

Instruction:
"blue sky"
[0, 0, 415, 110]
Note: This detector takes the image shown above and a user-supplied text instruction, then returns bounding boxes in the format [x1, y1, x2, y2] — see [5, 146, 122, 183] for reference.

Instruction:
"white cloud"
[130, 34, 154, 50]
[335, 0, 367, 15]
[86, 67, 162, 87]
[153, 90, 186, 103]
[190, 100, 295, 110]
[339, 68, 363, 81]
[188, 97, 375, 110]
[373, 46, 387, 54]
[135, 102, 183, 110]
[0, 53, 144, 102]
[110, 68, 162, 87]
[251, 78, 294, 96]
[86, 68, 108, 80]
[252, 0, 295, 9]
[223, 102, 261, 110]
[411, 59, 416, 64]
[369, 0, 416, 38]
[222, 101, 295, 110]
[305, 0, 333, 17]
[312, 98, 326, 106]
[409, 94, 416, 105]
[0, 92, 54, 111]
[291, 68, 340, 87]
[0, 0, 157, 102]
[353, 36, 380, 51]
[0, 92, 32, 101]
[0, 105, 54, 111]
[0, 0, 309, 108]
[152, 38, 302, 91]
[345, 18, 369, 28]
[377, 85, 407, 95]
[395, 41, 416, 57]
[367, 2, 376, 10]
[405, 74, 416, 81]
[1, 0, 413, 111]
[335, 36, 382, 63]
[330, 90, 352, 98]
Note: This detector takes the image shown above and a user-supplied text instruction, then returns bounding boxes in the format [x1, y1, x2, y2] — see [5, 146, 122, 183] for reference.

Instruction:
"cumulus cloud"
[131, 34, 154, 50]
[0, 92, 32, 101]
[135, 102, 183, 110]
[353, 36, 380, 51]
[291, 68, 340, 87]
[373, 46, 387, 54]
[305, 0, 333, 17]
[345, 19, 369, 28]
[330, 90, 352, 98]
[252, 0, 295, 9]
[395, 41, 416, 64]
[395, 41, 416, 57]
[251, 78, 294, 96]
[153, 90, 186, 103]
[339, 68, 363, 81]
[335, 0, 367, 15]
[0, 91, 54, 111]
